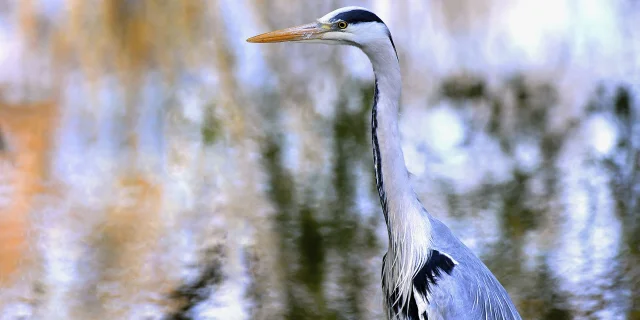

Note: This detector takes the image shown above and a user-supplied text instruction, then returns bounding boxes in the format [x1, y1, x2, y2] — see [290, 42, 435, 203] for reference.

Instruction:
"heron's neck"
[364, 43, 432, 251]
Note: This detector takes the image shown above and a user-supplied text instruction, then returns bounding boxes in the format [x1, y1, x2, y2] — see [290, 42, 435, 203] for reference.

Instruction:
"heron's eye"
[338, 21, 348, 29]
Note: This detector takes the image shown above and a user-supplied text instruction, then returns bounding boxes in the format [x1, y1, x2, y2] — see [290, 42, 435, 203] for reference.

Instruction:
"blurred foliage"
[0, 0, 638, 319]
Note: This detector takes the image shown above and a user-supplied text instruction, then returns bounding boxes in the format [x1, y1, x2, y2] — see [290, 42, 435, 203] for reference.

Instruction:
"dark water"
[233, 78, 639, 320]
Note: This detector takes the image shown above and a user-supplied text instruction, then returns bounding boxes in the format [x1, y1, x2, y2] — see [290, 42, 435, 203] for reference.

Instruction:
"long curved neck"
[363, 40, 432, 249]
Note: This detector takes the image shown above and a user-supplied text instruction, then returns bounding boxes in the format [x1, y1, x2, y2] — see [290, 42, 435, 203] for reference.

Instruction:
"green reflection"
[201, 104, 220, 145]
[259, 82, 381, 319]
[298, 199, 326, 293]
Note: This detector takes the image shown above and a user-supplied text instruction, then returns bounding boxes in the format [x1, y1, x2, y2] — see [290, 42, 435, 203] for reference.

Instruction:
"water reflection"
[0, 0, 639, 319]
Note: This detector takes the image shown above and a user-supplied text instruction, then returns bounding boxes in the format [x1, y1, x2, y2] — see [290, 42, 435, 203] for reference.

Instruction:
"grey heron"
[248, 6, 522, 320]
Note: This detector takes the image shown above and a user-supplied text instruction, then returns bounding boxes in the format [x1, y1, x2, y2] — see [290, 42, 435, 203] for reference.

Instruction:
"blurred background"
[0, 0, 639, 319]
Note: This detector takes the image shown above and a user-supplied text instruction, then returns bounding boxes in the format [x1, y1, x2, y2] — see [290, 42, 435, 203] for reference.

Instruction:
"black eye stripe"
[327, 8, 398, 60]
[329, 9, 384, 25]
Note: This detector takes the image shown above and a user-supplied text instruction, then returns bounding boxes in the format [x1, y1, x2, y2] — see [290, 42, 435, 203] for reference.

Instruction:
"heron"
[247, 6, 522, 320]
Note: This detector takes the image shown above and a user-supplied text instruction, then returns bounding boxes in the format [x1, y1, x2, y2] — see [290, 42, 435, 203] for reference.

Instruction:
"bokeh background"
[0, 0, 639, 319]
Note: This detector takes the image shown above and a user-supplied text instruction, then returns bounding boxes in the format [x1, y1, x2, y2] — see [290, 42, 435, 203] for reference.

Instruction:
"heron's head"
[247, 6, 396, 53]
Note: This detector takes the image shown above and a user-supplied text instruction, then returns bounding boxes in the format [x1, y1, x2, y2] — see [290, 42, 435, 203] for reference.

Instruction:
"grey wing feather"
[424, 217, 523, 320]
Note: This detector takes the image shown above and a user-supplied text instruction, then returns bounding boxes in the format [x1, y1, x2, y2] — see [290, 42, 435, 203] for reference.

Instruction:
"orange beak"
[247, 23, 327, 43]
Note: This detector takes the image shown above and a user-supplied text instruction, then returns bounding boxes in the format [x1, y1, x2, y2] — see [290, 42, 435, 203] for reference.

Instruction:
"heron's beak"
[247, 23, 327, 43]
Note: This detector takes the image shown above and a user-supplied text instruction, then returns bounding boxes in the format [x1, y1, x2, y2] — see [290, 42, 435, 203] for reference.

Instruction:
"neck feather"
[364, 37, 432, 305]
[364, 40, 432, 244]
